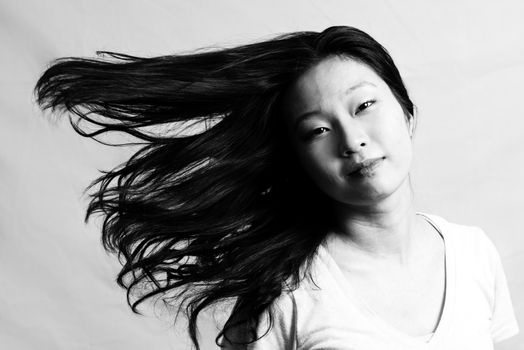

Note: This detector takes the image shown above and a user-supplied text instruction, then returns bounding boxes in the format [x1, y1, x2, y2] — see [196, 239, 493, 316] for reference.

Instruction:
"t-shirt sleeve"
[481, 230, 520, 343]
[220, 292, 298, 350]
[246, 292, 298, 350]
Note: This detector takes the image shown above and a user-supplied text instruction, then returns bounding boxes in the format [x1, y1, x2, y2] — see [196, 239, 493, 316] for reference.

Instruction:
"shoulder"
[419, 212, 502, 274]
[422, 214, 520, 343]
[419, 212, 496, 252]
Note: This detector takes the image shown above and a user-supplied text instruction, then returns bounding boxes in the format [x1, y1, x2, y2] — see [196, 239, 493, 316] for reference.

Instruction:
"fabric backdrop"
[1, 1, 523, 349]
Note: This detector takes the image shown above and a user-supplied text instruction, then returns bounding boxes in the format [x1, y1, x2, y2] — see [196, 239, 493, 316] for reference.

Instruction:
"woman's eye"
[302, 126, 329, 141]
[355, 100, 375, 114]
[312, 127, 329, 135]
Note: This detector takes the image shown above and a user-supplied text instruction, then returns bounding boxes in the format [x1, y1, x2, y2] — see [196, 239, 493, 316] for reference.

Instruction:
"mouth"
[347, 156, 385, 177]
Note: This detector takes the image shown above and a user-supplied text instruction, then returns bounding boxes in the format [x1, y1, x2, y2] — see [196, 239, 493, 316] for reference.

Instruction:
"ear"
[408, 107, 417, 137]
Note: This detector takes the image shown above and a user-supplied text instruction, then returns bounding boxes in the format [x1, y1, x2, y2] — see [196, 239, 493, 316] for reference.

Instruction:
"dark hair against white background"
[1, 1, 523, 349]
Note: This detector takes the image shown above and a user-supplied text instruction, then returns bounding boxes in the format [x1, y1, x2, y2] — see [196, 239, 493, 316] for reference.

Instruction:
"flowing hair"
[34, 26, 414, 349]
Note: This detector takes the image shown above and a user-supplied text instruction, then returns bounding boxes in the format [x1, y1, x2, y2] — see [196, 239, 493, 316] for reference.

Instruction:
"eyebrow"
[293, 81, 376, 130]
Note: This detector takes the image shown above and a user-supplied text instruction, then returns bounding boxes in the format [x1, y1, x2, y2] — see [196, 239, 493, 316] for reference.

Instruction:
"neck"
[330, 177, 419, 264]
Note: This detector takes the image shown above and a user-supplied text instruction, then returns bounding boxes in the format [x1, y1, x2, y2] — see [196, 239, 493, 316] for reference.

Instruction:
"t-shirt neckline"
[317, 212, 456, 347]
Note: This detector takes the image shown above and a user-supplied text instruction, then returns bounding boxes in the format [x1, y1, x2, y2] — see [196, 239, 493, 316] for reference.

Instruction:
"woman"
[34, 26, 518, 349]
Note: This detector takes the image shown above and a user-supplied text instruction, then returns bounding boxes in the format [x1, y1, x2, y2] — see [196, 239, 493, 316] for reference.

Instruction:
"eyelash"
[312, 127, 329, 135]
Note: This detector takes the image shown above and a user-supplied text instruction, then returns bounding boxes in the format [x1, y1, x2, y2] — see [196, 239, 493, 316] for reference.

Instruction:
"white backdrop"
[1, 1, 523, 349]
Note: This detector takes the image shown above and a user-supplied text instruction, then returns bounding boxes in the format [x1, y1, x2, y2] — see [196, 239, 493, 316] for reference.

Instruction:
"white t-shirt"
[224, 214, 519, 349]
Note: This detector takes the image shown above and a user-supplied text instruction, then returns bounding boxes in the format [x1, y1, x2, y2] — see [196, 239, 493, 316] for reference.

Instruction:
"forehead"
[284, 56, 386, 118]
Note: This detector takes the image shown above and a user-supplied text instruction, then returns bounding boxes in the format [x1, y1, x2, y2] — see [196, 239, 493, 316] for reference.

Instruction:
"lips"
[347, 157, 385, 177]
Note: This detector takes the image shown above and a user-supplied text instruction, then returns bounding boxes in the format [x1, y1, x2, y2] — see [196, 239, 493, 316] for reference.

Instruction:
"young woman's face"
[284, 56, 413, 207]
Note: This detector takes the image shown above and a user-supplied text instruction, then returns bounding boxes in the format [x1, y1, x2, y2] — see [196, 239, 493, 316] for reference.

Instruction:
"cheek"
[384, 119, 413, 167]
[374, 102, 412, 156]
[298, 149, 329, 179]
[295, 143, 340, 184]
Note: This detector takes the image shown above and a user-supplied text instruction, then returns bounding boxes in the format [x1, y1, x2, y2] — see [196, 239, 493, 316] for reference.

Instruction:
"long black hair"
[34, 26, 414, 349]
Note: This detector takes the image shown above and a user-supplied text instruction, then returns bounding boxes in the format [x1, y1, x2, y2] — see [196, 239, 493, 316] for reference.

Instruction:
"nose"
[337, 120, 369, 157]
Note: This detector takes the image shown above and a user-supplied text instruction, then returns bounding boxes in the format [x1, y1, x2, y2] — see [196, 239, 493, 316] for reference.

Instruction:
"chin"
[335, 176, 409, 206]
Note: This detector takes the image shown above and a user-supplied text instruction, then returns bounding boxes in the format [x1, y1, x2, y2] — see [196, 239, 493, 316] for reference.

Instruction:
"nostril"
[342, 142, 367, 156]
